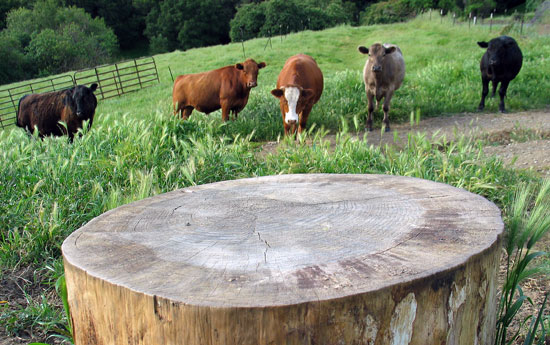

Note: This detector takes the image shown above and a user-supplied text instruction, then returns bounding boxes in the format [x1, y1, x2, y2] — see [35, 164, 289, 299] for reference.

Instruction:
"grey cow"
[358, 43, 405, 132]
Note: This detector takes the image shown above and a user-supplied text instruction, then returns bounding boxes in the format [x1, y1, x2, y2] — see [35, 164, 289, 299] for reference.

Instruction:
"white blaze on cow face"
[284, 87, 300, 124]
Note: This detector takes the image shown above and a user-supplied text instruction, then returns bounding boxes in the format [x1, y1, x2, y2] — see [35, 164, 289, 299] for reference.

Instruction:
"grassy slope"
[83, 14, 550, 141]
[0, 14, 548, 341]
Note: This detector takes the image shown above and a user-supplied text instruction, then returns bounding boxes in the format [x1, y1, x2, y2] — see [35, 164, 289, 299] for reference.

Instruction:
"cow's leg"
[298, 105, 313, 134]
[382, 92, 393, 132]
[498, 80, 510, 113]
[366, 91, 375, 132]
[478, 76, 490, 111]
[181, 107, 193, 120]
[220, 102, 231, 122]
[491, 80, 498, 97]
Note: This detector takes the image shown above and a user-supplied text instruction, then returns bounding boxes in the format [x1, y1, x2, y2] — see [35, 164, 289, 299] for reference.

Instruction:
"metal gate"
[0, 75, 75, 129]
[74, 57, 160, 101]
[0, 57, 160, 129]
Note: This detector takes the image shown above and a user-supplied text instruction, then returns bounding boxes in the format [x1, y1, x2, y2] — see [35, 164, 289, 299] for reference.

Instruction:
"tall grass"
[1, 14, 549, 343]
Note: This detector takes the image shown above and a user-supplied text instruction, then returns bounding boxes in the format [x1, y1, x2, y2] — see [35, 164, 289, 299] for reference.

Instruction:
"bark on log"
[62, 174, 503, 345]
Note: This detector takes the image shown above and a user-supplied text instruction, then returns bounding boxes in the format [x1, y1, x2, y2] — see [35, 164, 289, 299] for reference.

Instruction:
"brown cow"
[358, 43, 405, 132]
[16, 84, 98, 141]
[172, 58, 266, 121]
[270, 54, 323, 135]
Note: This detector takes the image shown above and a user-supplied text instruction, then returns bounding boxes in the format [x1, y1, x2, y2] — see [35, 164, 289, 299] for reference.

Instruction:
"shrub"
[0, 0, 118, 83]
[360, 0, 416, 25]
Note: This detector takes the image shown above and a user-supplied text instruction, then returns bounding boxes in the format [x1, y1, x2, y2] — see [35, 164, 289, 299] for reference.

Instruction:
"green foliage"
[229, 0, 353, 42]
[0, 0, 117, 83]
[144, 0, 238, 53]
[360, 0, 416, 25]
[230, 2, 267, 42]
[1, 18, 550, 343]
[495, 181, 550, 345]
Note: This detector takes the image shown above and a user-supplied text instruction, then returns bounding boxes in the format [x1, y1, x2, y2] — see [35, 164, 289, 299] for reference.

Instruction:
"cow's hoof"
[384, 126, 391, 132]
[366, 127, 373, 132]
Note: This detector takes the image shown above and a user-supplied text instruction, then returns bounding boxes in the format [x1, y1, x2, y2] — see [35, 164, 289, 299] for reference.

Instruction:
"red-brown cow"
[16, 84, 98, 141]
[271, 54, 323, 135]
[172, 58, 266, 121]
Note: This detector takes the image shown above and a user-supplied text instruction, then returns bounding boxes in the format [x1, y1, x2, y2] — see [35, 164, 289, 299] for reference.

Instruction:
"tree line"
[0, 0, 538, 85]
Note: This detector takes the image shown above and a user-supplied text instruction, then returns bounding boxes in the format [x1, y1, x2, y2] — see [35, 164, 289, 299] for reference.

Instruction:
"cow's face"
[67, 84, 98, 118]
[271, 86, 314, 126]
[358, 44, 396, 73]
[236, 59, 266, 88]
[478, 37, 512, 67]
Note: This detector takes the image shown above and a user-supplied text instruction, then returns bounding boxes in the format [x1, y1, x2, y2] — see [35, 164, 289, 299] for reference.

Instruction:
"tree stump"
[62, 174, 503, 345]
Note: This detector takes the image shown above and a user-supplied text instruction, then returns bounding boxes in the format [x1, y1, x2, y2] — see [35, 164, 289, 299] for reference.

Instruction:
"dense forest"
[0, 0, 539, 85]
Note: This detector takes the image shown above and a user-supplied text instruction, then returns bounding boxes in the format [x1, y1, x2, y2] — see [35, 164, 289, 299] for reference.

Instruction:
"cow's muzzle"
[247, 81, 258, 88]
[372, 65, 382, 72]
[286, 119, 297, 125]
[489, 59, 498, 66]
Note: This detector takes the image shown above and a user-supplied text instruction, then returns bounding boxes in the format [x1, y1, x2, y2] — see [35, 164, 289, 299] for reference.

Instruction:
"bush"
[144, 0, 238, 53]
[229, 2, 267, 42]
[0, 32, 34, 84]
[360, 0, 416, 25]
[0, 0, 118, 83]
[229, 0, 355, 42]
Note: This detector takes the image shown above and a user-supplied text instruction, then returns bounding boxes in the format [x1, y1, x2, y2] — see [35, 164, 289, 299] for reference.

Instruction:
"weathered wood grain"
[63, 174, 503, 345]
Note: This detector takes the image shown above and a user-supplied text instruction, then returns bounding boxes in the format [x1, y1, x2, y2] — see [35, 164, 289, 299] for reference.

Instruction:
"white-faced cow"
[358, 43, 405, 132]
[172, 58, 266, 122]
[16, 84, 98, 141]
[477, 36, 523, 113]
[270, 54, 324, 135]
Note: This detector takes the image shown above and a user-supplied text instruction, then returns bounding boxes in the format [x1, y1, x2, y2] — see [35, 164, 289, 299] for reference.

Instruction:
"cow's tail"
[15, 95, 27, 128]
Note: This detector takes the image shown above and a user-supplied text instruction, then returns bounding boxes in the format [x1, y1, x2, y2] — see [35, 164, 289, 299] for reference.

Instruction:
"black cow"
[17, 84, 98, 140]
[477, 36, 522, 113]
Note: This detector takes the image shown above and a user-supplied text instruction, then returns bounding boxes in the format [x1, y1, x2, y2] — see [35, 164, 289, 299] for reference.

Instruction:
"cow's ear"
[301, 89, 314, 99]
[358, 46, 369, 54]
[236, 63, 244, 70]
[271, 89, 284, 98]
[257, 62, 266, 69]
[385, 46, 396, 55]
[477, 41, 489, 48]
[90, 83, 98, 92]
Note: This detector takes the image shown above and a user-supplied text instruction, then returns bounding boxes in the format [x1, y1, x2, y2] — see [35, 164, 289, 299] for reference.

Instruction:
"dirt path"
[263, 108, 550, 175]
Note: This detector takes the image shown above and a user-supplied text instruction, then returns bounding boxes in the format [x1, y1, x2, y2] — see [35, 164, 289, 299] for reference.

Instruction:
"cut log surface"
[63, 174, 503, 345]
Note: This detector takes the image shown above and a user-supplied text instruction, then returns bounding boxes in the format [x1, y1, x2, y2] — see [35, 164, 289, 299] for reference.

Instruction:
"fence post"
[490, 12, 493, 31]
[134, 59, 143, 89]
[94, 68, 105, 99]
[115, 63, 123, 94]
[440, 9, 443, 23]
[521, 13, 524, 34]
[168, 66, 174, 83]
[6, 88, 17, 129]
[453, 13, 456, 25]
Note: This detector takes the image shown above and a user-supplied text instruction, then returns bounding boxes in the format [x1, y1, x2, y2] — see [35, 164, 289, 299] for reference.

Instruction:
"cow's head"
[358, 44, 396, 73]
[65, 84, 98, 119]
[271, 86, 314, 128]
[236, 59, 266, 88]
[477, 36, 516, 67]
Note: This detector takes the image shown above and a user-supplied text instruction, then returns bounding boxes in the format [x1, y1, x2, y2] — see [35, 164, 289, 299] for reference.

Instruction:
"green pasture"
[1, 14, 549, 343]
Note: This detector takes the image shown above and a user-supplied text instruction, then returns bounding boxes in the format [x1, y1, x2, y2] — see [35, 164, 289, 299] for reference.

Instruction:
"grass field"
[0, 13, 549, 343]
